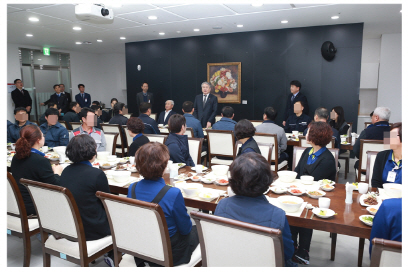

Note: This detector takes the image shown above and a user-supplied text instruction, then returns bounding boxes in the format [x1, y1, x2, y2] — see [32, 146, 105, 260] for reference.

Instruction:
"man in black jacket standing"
[11, 79, 32, 115]
[193, 82, 218, 128]
[283, 80, 309, 126]
[136, 82, 154, 115]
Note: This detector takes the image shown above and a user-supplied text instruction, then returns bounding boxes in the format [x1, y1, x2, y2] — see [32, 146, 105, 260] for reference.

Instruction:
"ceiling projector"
[75, 4, 114, 24]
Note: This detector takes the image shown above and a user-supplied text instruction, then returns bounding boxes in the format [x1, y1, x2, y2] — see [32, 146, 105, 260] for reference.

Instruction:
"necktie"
[82, 93, 84, 100]
[21, 90, 24, 95]
[291, 95, 295, 102]
[203, 95, 207, 108]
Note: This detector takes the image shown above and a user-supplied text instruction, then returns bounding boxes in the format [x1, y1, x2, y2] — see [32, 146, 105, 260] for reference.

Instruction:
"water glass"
[42, 146, 49, 153]
[358, 183, 369, 194]
[195, 164, 203, 173]
[318, 197, 331, 209]
[129, 156, 135, 165]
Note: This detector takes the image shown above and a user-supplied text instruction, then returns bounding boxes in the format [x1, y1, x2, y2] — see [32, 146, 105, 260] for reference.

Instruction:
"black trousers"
[290, 226, 313, 252]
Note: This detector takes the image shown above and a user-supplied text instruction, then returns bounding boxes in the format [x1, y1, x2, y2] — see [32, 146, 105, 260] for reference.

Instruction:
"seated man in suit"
[7, 107, 35, 143]
[75, 84, 91, 108]
[39, 108, 69, 147]
[39, 102, 58, 125]
[283, 80, 309, 127]
[212, 106, 237, 131]
[41, 84, 69, 116]
[284, 101, 312, 133]
[92, 101, 109, 122]
[182, 101, 204, 138]
[63, 102, 81, 130]
[193, 82, 218, 128]
[138, 102, 160, 134]
[157, 100, 176, 126]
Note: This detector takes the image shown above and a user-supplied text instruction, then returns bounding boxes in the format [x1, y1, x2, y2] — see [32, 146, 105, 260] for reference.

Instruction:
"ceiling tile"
[43, 22, 106, 34]
[82, 17, 144, 31]
[223, 4, 292, 14]
[7, 6, 22, 14]
[8, 11, 70, 27]
[164, 4, 236, 19]
[7, 4, 56, 10]
[107, 4, 158, 15]
[30, 4, 79, 22]
[118, 9, 187, 25]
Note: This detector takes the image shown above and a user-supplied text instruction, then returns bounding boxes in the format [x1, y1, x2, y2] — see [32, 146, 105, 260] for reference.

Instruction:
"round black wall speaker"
[321, 41, 337, 61]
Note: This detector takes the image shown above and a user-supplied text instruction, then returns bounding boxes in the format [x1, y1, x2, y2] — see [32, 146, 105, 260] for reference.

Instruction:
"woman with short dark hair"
[11, 124, 62, 216]
[128, 142, 199, 266]
[165, 114, 195, 166]
[126, 117, 150, 157]
[234, 119, 261, 156]
[215, 153, 296, 266]
[291, 121, 336, 265]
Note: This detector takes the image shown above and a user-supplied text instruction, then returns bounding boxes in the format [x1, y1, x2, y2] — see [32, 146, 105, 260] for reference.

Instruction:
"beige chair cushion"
[211, 157, 233, 166]
[45, 235, 112, 259]
[380, 250, 402, 267]
[7, 215, 39, 233]
[271, 160, 288, 171]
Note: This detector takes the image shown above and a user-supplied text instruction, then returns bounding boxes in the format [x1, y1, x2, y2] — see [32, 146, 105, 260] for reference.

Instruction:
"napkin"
[265, 196, 307, 217]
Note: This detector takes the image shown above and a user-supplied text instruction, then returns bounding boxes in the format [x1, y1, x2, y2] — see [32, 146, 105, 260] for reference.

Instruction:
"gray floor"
[8, 158, 370, 267]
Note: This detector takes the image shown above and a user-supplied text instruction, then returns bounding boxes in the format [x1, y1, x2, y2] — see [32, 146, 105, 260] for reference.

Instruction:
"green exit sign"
[43, 47, 50, 56]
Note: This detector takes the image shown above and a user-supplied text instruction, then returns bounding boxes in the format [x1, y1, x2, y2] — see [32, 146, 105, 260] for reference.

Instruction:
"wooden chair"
[370, 238, 402, 267]
[20, 179, 113, 267]
[298, 136, 335, 148]
[356, 139, 386, 183]
[215, 115, 222, 123]
[249, 120, 263, 128]
[69, 122, 82, 130]
[104, 132, 119, 156]
[122, 125, 134, 155]
[339, 122, 353, 179]
[184, 127, 194, 138]
[149, 113, 157, 121]
[188, 137, 203, 165]
[254, 132, 288, 173]
[205, 129, 235, 166]
[101, 124, 127, 157]
[124, 114, 131, 119]
[59, 120, 69, 130]
[233, 141, 274, 164]
[365, 151, 379, 188]
[144, 134, 167, 144]
[190, 211, 284, 267]
[7, 172, 40, 267]
[96, 191, 201, 267]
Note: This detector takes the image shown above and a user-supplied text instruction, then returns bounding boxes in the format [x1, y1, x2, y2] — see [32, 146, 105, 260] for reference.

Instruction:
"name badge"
[85, 99, 87, 102]
[386, 171, 397, 182]
[148, 99, 151, 103]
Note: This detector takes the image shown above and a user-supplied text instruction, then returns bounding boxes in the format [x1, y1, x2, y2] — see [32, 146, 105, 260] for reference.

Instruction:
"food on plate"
[289, 185, 298, 188]
[217, 179, 229, 184]
[308, 191, 323, 196]
[187, 172, 193, 177]
[319, 210, 327, 216]
[323, 184, 334, 189]
[200, 192, 213, 198]
[363, 194, 378, 205]
[116, 165, 126, 170]
[7, 142, 11, 146]
[192, 176, 200, 180]
[178, 163, 185, 167]
[290, 189, 302, 194]
[102, 163, 111, 167]
[282, 201, 298, 204]
[368, 208, 378, 213]
[50, 155, 59, 159]
[321, 179, 333, 185]
[362, 216, 374, 223]
[352, 182, 358, 187]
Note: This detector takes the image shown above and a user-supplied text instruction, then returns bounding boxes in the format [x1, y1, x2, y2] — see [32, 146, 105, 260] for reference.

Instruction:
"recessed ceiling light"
[120, 37, 126, 40]
[237, 24, 243, 28]
[73, 26, 82, 31]
[28, 17, 39, 22]
[26, 34, 33, 37]
[194, 29, 200, 32]
[111, 4, 122, 8]
[148, 16, 157, 20]
[400, 10, 402, 13]
[159, 32, 165, 35]
[251, 3, 263, 7]
[177, 31, 181, 33]
[76, 42, 82, 44]
[97, 39, 102, 42]
[38, 59, 41, 60]
[281, 20, 288, 24]
[331, 16, 339, 20]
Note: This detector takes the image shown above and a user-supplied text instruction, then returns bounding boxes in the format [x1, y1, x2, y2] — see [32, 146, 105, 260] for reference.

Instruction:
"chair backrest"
[7, 172, 25, 217]
[215, 115, 222, 123]
[144, 134, 167, 144]
[233, 141, 273, 164]
[328, 148, 340, 183]
[96, 191, 173, 267]
[19, 179, 84, 243]
[149, 113, 157, 121]
[105, 133, 119, 155]
[298, 136, 335, 148]
[249, 120, 263, 128]
[365, 122, 393, 129]
[190, 211, 284, 267]
[188, 137, 203, 165]
[101, 124, 126, 152]
[122, 125, 134, 152]
[370, 238, 402, 267]
[124, 114, 131, 119]
[184, 127, 194, 138]
[347, 122, 353, 136]
[254, 132, 279, 162]
[365, 151, 379, 187]
[59, 121, 68, 129]
[358, 139, 386, 173]
[206, 129, 235, 157]
[69, 122, 82, 129]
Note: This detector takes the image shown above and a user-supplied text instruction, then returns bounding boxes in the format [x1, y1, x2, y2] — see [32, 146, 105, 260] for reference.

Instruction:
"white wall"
[7, 43, 127, 121]
[377, 33, 402, 123]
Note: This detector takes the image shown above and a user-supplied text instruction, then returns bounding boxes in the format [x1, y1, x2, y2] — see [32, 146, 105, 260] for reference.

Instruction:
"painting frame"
[207, 62, 241, 104]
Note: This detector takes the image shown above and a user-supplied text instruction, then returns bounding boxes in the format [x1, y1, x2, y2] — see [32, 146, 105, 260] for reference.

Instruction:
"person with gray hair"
[353, 106, 391, 170]
[157, 99, 176, 126]
[193, 81, 218, 128]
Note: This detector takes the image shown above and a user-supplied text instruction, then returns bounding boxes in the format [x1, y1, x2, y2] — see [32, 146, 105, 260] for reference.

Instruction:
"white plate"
[112, 165, 128, 171]
[270, 186, 287, 194]
[318, 179, 335, 186]
[359, 194, 382, 207]
[288, 188, 305, 196]
[313, 208, 336, 218]
[201, 178, 215, 184]
[177, 163, 186, 168]
[321, 185, 335, 192]
[190, 176, 202, 182]
[359, 215, 374, 226]
[301, 180, 315, 185]
[366, 206, 380, 215]
[191, 166, 207, 171]
[306, 190, 326, 199]
[215, 178, 229, 186]
[100, 163, 115, 169]
[174, 175, 189, 181]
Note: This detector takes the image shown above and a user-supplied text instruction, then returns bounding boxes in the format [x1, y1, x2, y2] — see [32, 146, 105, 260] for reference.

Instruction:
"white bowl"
[292, 131, 299, 135]
[201, 177, 215, 184]
[173, 181, 186, 188]
[198, 190, 220, 202]
[306, 189, 326, 199]
[190, 175, 202, 182]
[277, 171, 297, 183]
[319, 179, 335, 186]
[366, 205, 380, 216]
[97, 151, 110, 161]
[288, 188, 305, 196]
[359, 215, 374, 226]
[277, 196, 304, 213]
[270, 186, 287, 194]
[300, 175, 314, 185]
[321, 184, 335, 192]
[383, 183, 402, 198]
[100, 162, 115, 169]
[211, 165, 229, 176]
[112, 171, 131, 183]
[53, 146, 66, 154]
[107, 155, 117, 162]
[313, 208, 336, 218]
[181, 183, 203, 197]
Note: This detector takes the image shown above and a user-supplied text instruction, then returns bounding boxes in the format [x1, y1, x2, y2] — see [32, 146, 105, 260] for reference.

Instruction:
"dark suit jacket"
[136, 92, 154, 113]
[157, 110, 176, 125]
[193, 93, 218, 128]
[11, 88, 32, 109]
[75, 93, 91, 108]
[283, 92, 309, 121]
[46, 93, 69, 113]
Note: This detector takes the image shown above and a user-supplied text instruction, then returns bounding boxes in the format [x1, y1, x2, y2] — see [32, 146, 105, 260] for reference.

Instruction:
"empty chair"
[370, 239, 402, 267]
[188, 137, 203, 165]
[338, 122, 353, 179]
[206, 129, 235, 166]
[190, 212, 285, 267]
[104, 132, 118, 155]
[254, 132, 288, 172]
[184, 127, 194, 138]
[144, 134, 167, 144]
[96, 191, 202, 267]
[20, 179, 113, 267]
[7, 172, 40, 267]
[365, 151, 379, 188]
[101, 124, 127, 157]
[356, 139, 386, 183]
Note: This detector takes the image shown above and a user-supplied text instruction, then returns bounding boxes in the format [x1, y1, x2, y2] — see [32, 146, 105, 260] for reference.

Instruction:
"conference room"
[6, 2, 402, 268]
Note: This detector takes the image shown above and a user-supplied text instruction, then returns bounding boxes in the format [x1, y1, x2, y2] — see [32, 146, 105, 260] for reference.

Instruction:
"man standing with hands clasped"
[193, 82, 218, 128]
[11, 79, 32, 115]
[136, 82, 154, 114]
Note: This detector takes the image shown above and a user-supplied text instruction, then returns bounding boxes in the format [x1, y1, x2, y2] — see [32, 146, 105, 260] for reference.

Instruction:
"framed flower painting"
[207, 62, 241, 104]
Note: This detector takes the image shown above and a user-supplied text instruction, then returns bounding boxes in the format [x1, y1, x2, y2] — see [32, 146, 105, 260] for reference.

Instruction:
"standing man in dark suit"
[41, 84, 69, 116]
[283, 80, 309, 127]
[11, 79, 32, 114]
[157, 100, 176, 126]
[60, 84, 71, 106]
[193, 82, 218, 128]
[75, 84, 91, 108]
[136, 82, 154, 115]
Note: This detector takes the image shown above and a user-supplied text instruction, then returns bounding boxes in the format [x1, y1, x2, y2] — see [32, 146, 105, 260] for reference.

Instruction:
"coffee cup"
[319, 197, 331, 209]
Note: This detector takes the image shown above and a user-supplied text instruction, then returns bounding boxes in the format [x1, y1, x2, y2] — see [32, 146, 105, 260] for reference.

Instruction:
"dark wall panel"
[125, 23, 363, 129]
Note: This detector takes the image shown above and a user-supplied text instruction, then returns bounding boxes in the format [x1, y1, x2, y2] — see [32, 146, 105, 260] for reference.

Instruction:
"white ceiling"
[7, 3, 402, 55]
